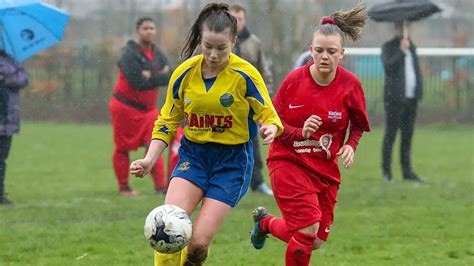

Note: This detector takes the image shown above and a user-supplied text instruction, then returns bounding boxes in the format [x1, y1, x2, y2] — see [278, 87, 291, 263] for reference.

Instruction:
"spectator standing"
[381, 22, 423, 182]
[0, 49, 29, 205]
[109, 17, 173, 196]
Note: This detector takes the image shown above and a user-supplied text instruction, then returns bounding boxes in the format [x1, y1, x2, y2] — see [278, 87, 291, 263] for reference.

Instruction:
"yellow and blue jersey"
[152, 53, 283, 145]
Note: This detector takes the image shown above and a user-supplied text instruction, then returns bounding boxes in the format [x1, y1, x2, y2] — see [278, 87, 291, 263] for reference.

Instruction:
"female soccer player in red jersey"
[250, 2, 371, 265]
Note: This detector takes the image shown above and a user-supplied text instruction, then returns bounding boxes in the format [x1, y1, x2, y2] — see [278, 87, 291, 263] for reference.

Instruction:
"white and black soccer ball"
[144, 204, 192, 254]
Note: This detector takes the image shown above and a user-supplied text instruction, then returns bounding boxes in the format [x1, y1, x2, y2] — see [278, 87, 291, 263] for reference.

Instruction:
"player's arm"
[152, 68, 187, 145]
[337, 80, 371, 169]
[130, 140, 167, 177]
[131, 68, 187, 177]
[245, 70, 283, 143]
[271, 75, 312, 141]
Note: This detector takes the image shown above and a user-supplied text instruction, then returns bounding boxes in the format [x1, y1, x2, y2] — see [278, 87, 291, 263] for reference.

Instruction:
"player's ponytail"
[180, 3, 237, 61]
[315, 1, 367, 45]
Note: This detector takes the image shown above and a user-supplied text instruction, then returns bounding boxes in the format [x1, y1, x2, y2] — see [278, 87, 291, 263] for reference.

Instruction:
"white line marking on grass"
[76, 253, 89, 260]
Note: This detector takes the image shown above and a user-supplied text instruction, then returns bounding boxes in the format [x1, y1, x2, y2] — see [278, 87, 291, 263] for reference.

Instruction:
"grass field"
[0, 123, 473, 266]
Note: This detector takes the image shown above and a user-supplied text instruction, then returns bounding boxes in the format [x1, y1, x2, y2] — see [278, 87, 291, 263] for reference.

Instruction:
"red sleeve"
[347, 79, 370, 132]
[345, 124, 363, 151]
[272, 75, 306, 141]
[344, 79, 370, 151]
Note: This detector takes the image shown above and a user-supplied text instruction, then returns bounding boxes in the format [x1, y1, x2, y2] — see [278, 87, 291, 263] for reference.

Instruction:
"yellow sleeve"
[243, 68, 284, 136]
[152, 66, 192, 145]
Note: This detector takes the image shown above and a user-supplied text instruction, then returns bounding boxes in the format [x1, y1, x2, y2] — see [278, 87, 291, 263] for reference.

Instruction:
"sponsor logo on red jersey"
[292, 134, 333, 159]
[328, 111, 342, 122]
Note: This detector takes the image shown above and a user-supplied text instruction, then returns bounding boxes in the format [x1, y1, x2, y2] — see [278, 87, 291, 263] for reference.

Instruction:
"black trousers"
[0, 135, 12, 198]
[250, 136, 264, 190]
[382, 99, 418, 178]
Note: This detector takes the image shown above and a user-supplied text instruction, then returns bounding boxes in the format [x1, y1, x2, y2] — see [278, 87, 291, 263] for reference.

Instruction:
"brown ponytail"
[180, 3, 237, 61]
[315, 1, 367, 45]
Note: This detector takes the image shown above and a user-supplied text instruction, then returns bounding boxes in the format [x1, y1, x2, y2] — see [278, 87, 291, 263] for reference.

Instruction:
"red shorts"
[109, 97, 158, 151]
[268, 161, 339, 241]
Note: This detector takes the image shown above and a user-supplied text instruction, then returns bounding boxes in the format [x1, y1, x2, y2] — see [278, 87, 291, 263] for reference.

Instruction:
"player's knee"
[189, 233, 212, 249]
[298, 222, 319, 235]
[312, 238, 325, 250]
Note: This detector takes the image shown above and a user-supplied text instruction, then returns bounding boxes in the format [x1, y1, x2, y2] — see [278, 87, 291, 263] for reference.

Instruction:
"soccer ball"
[144, 204, 192, 254]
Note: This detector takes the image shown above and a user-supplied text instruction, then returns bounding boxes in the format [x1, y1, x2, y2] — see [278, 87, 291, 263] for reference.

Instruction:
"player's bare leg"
[183, 198, 232, 265]
[153, 178, 203, 266]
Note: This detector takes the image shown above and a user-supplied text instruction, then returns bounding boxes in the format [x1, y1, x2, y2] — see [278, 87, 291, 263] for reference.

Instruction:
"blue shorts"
[170, 137, 254, 207]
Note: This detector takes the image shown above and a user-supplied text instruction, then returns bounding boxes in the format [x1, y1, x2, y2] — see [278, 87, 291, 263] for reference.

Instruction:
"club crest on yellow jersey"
[220, 93, 234, 107]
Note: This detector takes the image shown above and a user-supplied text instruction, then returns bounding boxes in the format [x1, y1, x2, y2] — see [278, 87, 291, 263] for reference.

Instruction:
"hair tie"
[322, 17, 336, 25]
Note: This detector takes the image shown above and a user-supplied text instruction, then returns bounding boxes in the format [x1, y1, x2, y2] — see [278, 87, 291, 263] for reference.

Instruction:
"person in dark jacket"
[230, 4, 274, 195]
[109, 17, 176, 196]
[381, 22, 423, 182]
[0, 49, 29, 205]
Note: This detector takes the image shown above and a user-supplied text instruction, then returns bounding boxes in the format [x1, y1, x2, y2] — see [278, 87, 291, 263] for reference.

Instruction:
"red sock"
[260, 216, 292, 243]
[113, 149, 130, 190]
[285, 231, 317, 266]
[151, 156, 166, 190]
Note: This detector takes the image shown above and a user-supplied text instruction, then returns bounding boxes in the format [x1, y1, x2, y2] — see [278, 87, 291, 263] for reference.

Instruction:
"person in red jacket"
[250, 2, 370, 265]
[109, 17, 176, 196]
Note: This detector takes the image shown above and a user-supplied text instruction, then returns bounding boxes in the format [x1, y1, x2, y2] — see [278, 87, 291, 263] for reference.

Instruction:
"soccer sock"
[180, 246, 188, 265]
[112, 149, 129, 190]
[151, 155, 166, 190]
[154, 250, 182, 266]
[285, 231, 317, 266]
[260, 216, 292, 243]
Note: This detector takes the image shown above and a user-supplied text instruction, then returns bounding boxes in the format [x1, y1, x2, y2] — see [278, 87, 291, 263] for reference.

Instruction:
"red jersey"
[267, 62, 370, 184]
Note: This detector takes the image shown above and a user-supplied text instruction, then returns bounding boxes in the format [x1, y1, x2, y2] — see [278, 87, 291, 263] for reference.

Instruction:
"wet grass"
[0, 123, 473, 265]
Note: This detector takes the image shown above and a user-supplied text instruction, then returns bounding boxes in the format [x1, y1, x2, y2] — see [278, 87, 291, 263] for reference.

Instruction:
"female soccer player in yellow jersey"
[130, 3, 283, 265]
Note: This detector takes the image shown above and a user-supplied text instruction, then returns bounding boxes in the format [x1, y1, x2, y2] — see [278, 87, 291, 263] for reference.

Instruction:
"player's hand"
[259, 123, 278, 145]
[130, 159, 152, 178]
[336, 145, 354, 169]
[302, 115, 322, 139]
[142, 70, 151, 79]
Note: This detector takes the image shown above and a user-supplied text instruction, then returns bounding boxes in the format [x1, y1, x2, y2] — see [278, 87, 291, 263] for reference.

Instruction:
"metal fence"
[20, 47, 474, 125]
[343, 48, 474, 124]
[22, 45, 117, 122]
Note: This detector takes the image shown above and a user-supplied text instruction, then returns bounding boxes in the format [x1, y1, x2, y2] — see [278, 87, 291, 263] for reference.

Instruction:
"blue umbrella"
[0, 0, 69, 62]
